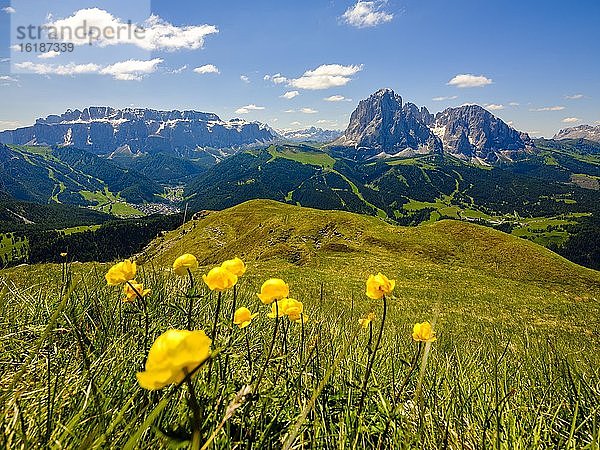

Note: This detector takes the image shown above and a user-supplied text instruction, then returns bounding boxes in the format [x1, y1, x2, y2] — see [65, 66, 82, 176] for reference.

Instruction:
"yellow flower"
[257, 278, 289, 304]
[105, 259, 137, 286]
[123, 281, 151, 303]
[365, 273, 395, 300]
[267, 298, 291, 318]
[285, 298, 304, 321]
[293, 314, 309, 324]
[173, 254, 199, 276]
[60, 252, 68, 258]
[412, 321, 436, 343]
[202, 266, 238, 291]
[136, 329, 212, 390]
[233, 307, 258, 328]
[359, 312, 376, 329]
[221, 257, 246, 277]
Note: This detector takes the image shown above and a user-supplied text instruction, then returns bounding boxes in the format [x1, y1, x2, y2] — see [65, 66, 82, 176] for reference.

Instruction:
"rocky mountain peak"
[331, 88, 442, 158]
[332, 89, 532, 164]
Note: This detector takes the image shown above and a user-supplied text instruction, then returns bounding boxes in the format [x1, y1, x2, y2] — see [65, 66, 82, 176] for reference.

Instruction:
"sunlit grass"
[1, 254, 599, 448]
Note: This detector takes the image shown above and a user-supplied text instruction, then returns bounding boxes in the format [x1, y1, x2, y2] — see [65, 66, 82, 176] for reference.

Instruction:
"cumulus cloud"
[324, 94, 351, 102]
[485, 104, 504, 111]
[562, 117, 580, 123]
[235, 104, 265, 114]
[565, 94, 584, 100]
[530, 106, 565, 112]
[37, 50, 61, 59]
[342, 1, 393, 28]
[2, 6, 16, 13]
[193, 64, 219, 74]
[447, 74, 493, 88]
[300, 108, 318, 114]
[15, 58, 163, 80]
[432, 95, 458, 101]
[264, 73, 288, 84]
[281, 90, 299, 99]
[100, 58, 163, 80]
[240, 75, 250, 83]
[289, 64, 363, 90]
[45, 9, 218, 51]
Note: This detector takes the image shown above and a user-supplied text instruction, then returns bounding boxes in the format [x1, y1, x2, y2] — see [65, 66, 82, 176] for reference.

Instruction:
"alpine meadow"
[1, 1, 600, 449]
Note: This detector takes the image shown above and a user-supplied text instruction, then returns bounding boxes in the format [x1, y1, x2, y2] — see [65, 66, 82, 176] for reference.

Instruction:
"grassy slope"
[1, 199, 599, 447]
[142, 199, 600, 351]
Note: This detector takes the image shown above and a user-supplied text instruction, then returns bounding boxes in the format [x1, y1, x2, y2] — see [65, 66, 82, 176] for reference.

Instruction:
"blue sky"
[1, 0, 599, 137]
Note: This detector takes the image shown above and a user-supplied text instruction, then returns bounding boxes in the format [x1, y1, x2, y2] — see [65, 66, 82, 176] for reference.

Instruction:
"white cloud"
[290, 121, 302, 126]
[284, 109, 296, 113]
[0, 120, 21, 127]
[2, 6, 16, 13]
[169, 65, 188, 74]
[15, 58, 163, 80]
[100, 58, 163, 80]
[324, 94, 352, 102]
[565, 94, 584, 100]
[432, 95, 458, 101]
[37, 50, 60, 59]
[447, 74, 493, 88]
[562, 117, 580, 123]
[300, 108, 318, 114]
[15, 61, 102, 76]
[530, 106, 565, 112]
[281, 90, 299, 99]
[193, 64, 219, 75]
[264, 73, 288, 84]
[508, 102, 520, 107]
[0, 75, 19, 82]
[289, 64, 363, 90]
[342, 1, 393, 28]
[240, 75, 250, 83]
[45, 9, 218, 51]
[235, 104, 265, 114]
[485, 104, 504, 111]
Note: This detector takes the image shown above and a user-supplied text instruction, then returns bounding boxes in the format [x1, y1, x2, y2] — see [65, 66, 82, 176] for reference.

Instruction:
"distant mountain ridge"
[0, 106, 277, 160]
[331, 88, 532, 163]
[278, 127, 342, 143]
[554, 124, 600, 142]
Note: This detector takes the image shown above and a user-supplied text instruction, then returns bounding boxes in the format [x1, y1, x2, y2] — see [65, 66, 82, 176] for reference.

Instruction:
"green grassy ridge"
[142, 199, 600, 289]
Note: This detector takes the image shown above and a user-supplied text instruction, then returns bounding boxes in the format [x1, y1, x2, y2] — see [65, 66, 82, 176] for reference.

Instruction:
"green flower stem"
[185, 377, 201, 450]
[254, 300, 279, 392]
[126, 280, 149, 355]
[356, 294, 387, 428]
[244, 328, 253, 374]
[186, 268, 195, 330]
